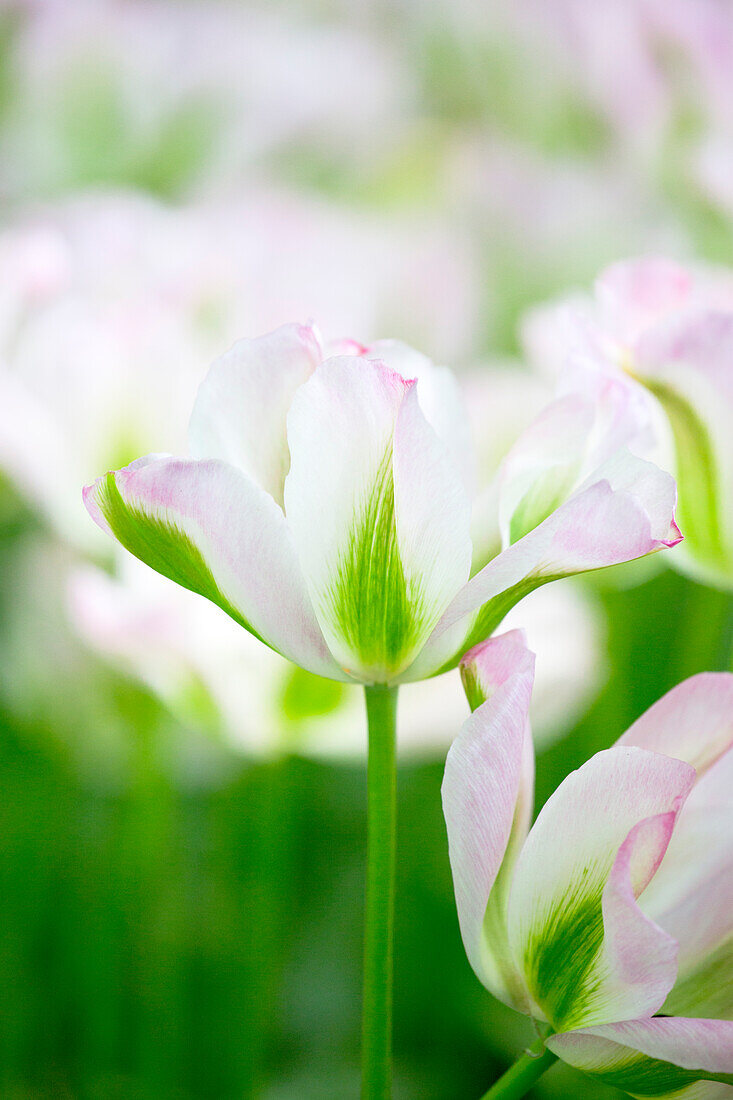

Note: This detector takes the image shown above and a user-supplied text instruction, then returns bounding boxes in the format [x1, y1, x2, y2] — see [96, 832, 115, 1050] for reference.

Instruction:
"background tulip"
[524, 256, 733, 588]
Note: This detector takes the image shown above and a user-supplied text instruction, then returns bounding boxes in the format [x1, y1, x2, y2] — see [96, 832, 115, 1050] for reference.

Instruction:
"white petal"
[284, 355, 471, 681]
[189, 322, 323, 504]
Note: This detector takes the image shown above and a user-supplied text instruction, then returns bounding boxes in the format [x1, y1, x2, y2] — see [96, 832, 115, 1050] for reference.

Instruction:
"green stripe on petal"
[573, 1049, 733, 1097]
[408, 447, 678, 683]
[642, 376, 730, 575]
[507, 749, 692, 1031]
[522, 865, 607, 1030]
[327, 446, 426, 679]
[96, 471, 262, 639]
[285, 356, 471, 683]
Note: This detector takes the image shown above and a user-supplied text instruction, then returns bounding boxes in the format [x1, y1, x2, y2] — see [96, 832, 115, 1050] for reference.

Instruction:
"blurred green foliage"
[39, 68, 218, 200]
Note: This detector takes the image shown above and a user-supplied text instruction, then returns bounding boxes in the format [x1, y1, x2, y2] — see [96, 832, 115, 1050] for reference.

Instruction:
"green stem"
[361, 684, 399, 1100]
[479, 1036, 558, 1100]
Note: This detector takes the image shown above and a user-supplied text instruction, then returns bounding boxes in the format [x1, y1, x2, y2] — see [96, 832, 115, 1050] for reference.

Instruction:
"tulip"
[443, 630, 733, 1098]
[83, 322, 679, 687]
[524, 256, 733, 588]
[68, 355, 604, 762]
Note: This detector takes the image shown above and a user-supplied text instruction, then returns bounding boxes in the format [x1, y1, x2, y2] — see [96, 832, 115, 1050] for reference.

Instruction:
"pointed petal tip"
[664, 517, 684, 548]
[365, 355, 417, 394]
[459, 630, 535, 708]
[664, 519, 682, 545]
[316, 352, 415, 397]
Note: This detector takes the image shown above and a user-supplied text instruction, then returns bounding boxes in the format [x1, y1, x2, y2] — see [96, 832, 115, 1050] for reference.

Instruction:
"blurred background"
[0, 1, 732, 1096]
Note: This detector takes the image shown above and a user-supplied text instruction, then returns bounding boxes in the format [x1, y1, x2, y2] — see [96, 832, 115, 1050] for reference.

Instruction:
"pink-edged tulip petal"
[405, 449, 680, 680]
[634, 311, 733, 584]
[527, 260, 733, 587]
[364, 340, 475, 492]
[642, 749, 733, 1020]
[548, 1018, 733, 1097]
[188, 322, 323, 505]
[442, 631, 535, 1010]
[83, 453, 348, 681]
[618, 672, 733, 774]
[506, 746, 695, 1030]
[595, 814, 679, 1026]
[284, 355, 472, 682]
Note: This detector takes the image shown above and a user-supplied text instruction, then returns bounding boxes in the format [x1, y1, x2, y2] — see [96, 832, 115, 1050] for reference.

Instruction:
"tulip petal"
[498, 393, 593, 546]
[634, 311, 733, 584]
[284, 356, 471, 682]
[498, 365, 665, 547]
[659, 879, 733, 1023]
[548, 1018, 733, 1097]
[406, 449, 679, 679]
[83, 454, 347, 680]
[442, 632, 535, 1009]
[642, 750, 733, 1020]
[188, 322, 323, 505]
[619, 672, 733, 774]
[506, 746, 695, 1031]
[595, 814, 679, 1025]
[365, 340, 475, 492]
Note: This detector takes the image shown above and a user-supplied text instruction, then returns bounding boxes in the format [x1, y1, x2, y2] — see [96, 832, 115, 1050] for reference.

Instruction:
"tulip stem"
[479, 1036, 558, 1099]
[362, 683, 399, 1100]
